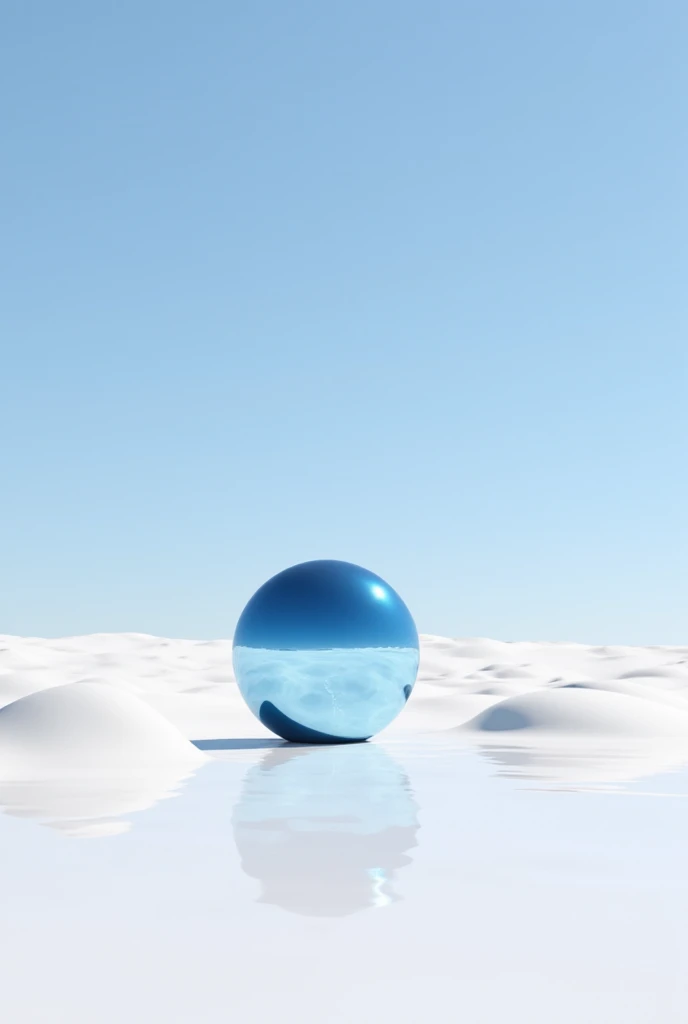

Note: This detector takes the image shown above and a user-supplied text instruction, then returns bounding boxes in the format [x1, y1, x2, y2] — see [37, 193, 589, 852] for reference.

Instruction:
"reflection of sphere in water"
[232, 744, 419, 916]
[233, 560, 419, 743]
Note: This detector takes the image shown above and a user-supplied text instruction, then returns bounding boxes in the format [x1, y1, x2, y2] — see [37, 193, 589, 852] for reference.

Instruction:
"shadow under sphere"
[232, 560, 419, 743]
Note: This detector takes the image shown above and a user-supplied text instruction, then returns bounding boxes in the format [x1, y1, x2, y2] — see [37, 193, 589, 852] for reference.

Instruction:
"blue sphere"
[233, 560, 419, 743]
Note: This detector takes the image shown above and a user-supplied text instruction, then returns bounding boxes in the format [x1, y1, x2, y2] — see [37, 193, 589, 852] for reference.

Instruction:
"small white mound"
[463, 686, 688, 738]
[0, 681, 205, 780]
[447, 638, 511, 660]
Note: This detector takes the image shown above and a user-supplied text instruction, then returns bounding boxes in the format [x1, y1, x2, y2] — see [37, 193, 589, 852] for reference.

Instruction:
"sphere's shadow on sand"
[231, 742, 419, 917]
[193, 738, 283, 751]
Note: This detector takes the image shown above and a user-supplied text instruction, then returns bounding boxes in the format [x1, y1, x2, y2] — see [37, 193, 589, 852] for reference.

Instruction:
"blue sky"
[2, 1, 686, 642]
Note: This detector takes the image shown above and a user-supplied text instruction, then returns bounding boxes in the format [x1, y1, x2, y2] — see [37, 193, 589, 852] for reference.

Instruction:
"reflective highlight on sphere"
[232, 560, 419, 743]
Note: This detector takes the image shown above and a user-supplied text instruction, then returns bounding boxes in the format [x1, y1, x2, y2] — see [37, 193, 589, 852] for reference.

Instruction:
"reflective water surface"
[1, 738, 688, 1022]
[478, 738, 688, 786]
[0, 776, 190, 838]
[232, 743, 419, 915]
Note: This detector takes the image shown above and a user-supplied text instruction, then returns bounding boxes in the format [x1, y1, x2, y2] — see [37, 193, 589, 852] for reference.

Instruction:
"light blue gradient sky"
[2, 1, 686, 642]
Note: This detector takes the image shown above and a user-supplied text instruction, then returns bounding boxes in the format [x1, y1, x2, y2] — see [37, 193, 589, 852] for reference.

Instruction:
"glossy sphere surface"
[233, 560, 419, 743]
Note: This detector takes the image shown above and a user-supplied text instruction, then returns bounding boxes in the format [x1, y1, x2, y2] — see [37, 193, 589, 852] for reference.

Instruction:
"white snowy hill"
[0, 632, 687, 832]
[0, 631, 686, 740]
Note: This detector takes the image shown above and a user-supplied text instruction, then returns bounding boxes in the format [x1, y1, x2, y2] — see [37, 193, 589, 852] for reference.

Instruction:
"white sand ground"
[0, 631, 686, 809]
[1, 632, 686, 725]
[1, 631, 686, 741]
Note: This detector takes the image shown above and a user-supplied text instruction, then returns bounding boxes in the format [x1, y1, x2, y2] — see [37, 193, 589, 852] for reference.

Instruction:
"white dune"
[0, 681, 206, 779]
[1, 632, 686, 736]
[462, 686, 688, 737]
[0, 681, 205, 836]
[458, 685, 688, 784]
[1, 632, 687, 790]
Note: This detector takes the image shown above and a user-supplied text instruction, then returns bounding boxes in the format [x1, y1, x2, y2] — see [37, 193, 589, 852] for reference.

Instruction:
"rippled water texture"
[233, 646, 420, 741]
[233, 743, 419, 915]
